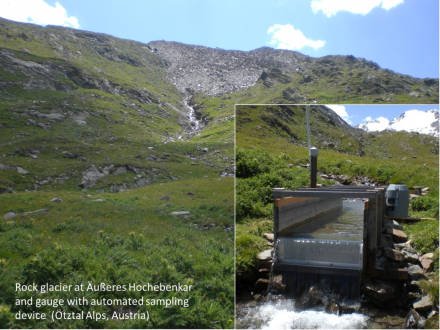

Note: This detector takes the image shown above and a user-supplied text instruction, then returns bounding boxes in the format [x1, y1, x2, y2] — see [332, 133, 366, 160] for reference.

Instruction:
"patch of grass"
[236, 219, 272, 285]
[403, 219, 439, 255]
[0, 178, 234, 328]
[418, 270, 439, 306]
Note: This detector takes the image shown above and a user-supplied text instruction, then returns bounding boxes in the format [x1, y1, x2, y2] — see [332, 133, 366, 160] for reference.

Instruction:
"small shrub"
[22, 246, 86, 284]
[411, 195, 439, 217]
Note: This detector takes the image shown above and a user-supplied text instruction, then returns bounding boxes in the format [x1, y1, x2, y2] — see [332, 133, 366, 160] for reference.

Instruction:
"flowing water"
[236, 297, 369, 329]
[266, 239, 280, 295]
[183, 96, 201, 135]
[238, 199, 370, 329]
[278, 198, 365, 270]
[286, 198, 365, 241]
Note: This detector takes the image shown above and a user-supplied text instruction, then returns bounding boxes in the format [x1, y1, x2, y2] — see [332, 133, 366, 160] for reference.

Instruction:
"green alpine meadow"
[0, 16, 438, 328]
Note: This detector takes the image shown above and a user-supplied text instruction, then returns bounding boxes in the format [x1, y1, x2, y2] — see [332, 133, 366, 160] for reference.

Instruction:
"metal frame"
[273, 186, 385, 274]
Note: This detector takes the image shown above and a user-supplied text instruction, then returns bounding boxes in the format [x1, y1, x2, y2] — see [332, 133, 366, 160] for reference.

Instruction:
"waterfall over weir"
[273, 195, 367, 298]
[278, 199, 365, 272]
[237, 297, 368, 329]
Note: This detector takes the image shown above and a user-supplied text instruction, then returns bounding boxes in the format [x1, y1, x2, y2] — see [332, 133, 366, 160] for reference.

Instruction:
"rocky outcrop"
[79, 164, 155, 191]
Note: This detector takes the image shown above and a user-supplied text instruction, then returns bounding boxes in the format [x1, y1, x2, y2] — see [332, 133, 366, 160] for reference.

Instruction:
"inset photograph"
[236, 104, 439, 329]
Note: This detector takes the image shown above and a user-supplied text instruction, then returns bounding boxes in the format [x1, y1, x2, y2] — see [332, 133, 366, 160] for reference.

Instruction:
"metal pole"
[310, 147, 318, 188]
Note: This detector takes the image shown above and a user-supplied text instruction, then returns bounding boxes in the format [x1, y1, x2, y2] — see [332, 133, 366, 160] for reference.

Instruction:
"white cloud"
[0, 0, 80, 28]
[311, 0, 404, 17]
[389, 109, 439, 135]
[327, 104, 351, 123]
[358, 109, 439, 136]
[267, 24, 326, 51]
[358, 116, 390, 131]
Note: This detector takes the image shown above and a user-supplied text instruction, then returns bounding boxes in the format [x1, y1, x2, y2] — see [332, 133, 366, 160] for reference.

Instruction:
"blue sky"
[0, 0, 438, 78]
[328, 104, 439, 127]
[346, 104, 439, 125]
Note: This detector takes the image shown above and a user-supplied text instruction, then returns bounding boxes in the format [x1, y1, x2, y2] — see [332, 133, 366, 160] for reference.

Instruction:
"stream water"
[236, 297, 369, 329]
[183, 96, 201, 135]
[237, 199, 371, 329]
[162, 96, 202, 143]
[285, 198, 365, 241]
[278, 199, 365, 271]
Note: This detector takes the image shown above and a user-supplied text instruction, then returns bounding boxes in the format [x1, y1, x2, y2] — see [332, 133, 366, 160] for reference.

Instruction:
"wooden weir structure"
[272, 186, 386, 297]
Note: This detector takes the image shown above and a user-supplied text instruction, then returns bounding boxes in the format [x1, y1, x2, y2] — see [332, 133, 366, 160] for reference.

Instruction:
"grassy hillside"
[236, 105, 439, 287]
[0, 19, 234, 328]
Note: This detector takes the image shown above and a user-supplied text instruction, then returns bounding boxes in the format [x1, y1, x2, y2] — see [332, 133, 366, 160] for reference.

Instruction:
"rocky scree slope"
[149, 41, 438, 103]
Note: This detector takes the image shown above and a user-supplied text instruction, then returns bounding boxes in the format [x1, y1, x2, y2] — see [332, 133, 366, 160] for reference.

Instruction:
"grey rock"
[405, 309, 426, 329]
[16, 166, 29, 174]
[421, 187, 430, 194]
[403, 245, 418, 255]
[50, 197, 63, 203]
[402, 250, 420, 264]
[257, 249, 272, 261]
[391, 228, 408, 242]
[80, 165, 106, 188]
[364, 281, 397, 304]
[419, 255, 434, 272]
[392, 220, 403, 229]
[134, 178, 150, 187]
[385, 248, 405, 262]
[170, 211, 190, 216]
[0, 164, 14, 171]
[413, 295, 433, 312]
[3, 211, 16, 220]
[407, 264, 425, 279]
[113, 166, 127, 175]
[62, 151, 80, 159]
[421, 252, 434, 259]
[263, 233, 274, 242]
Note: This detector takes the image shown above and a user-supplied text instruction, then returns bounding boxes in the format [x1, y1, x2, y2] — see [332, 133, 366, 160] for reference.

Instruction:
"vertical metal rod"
[305, 106, 311, 150]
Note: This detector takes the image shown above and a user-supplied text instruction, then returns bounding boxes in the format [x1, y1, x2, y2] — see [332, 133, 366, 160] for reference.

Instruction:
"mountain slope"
[0, 19, 235, 328]
[236, 104, 438, 167]
[149, 40, 438, 103]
